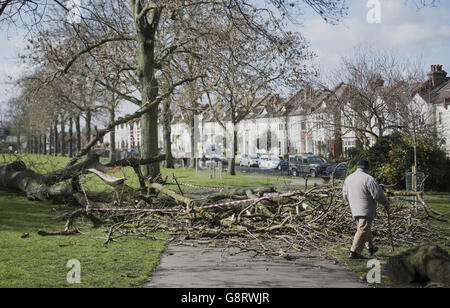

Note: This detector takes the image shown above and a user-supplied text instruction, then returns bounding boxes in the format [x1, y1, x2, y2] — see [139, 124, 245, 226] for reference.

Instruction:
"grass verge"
[0, 188, 168, 288]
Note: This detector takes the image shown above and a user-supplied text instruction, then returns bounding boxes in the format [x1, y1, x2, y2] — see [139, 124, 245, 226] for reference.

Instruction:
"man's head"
[357, 160, 370, 172]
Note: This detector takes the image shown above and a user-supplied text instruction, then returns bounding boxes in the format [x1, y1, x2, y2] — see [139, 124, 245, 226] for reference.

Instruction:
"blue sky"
[0, 0, 449, 114]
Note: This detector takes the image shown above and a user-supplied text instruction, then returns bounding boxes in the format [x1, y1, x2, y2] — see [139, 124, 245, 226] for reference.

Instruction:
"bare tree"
[321, 46, 427, 150]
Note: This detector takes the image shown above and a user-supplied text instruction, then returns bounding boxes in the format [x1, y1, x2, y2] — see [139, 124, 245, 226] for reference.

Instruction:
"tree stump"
[386, 244, 450, 286]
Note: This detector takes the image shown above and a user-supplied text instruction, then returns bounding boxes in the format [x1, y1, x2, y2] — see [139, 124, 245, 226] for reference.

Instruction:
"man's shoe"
[349, 251, 366, 259]
[368, 246, 378, 256]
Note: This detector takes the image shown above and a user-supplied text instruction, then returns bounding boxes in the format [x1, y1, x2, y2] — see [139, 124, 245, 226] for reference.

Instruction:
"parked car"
[288, 154, 329, 177]
[258, 155, 270, 168]
[277, 157, 289, 171]
[240, 154, 260, 167]
[210, 153, 227, 163]
[259, 155, 281, 169]
[326, 162, 348, 179]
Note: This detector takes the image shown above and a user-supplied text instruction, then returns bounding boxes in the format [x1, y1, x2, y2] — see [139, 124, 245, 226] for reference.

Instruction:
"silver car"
[240, 154, 260, 167]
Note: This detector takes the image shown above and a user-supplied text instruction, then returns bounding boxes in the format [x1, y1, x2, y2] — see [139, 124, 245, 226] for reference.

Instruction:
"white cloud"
[299, 0, 450, 79]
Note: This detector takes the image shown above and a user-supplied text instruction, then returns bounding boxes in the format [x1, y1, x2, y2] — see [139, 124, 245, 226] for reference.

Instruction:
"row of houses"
[109, 64, 450, 160]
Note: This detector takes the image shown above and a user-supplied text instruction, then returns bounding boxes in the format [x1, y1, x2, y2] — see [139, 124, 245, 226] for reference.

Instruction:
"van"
[288, 154, 328, 177]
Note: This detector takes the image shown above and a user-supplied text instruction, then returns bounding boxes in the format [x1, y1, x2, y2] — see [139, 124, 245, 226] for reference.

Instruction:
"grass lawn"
[328, 192, 450, 287]
[0, 188, 168, 288]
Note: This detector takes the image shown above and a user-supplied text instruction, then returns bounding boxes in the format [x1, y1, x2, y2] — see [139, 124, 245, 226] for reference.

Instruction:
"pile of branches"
[3, 151, 446, 257]
[81, 176, 448, 257]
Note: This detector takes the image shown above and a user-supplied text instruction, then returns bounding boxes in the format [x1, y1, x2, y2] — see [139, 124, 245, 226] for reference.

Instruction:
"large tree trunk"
[141, 103, 160, 177]
[0, 151, 166, 203]
[132, 2, 162, 178]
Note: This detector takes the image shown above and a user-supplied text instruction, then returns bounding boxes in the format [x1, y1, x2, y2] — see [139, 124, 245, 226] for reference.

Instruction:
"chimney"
[428, 65, 448, 88]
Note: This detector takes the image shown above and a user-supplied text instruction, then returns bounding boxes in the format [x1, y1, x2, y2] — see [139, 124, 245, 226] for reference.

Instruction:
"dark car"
[326, 162, 348, 179]
[277, 157, 289, 171]
[288, 154, 329, 177]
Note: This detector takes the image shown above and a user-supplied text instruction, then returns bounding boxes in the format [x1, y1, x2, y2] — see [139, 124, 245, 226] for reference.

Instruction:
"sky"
[0, 0, 449, 116]
[299, 0, 450, 81]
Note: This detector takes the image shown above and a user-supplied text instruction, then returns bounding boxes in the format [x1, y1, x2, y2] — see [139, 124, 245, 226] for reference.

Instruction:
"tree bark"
[16, 130, 21, 152]
[69, 117, 73, 157]
[33, 134, 38, 154]
[60, 116, 66, 156]
[85, 109, 91, 145]
[43, 132, 47, 154]
[162, 100, 174, 168]
[130, 0, 162, 178]
[189, 115, 196, 169]
[75, 115, 81, 153]
[0, 152, 166, 203]
[49, 127, 54, 155]
[53, 118, 59, 155]
[109, 108, 116, 163]
[227, 129, 238, 176]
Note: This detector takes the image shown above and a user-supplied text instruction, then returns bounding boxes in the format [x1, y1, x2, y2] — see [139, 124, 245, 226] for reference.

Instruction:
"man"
[343, 160, 390, 259]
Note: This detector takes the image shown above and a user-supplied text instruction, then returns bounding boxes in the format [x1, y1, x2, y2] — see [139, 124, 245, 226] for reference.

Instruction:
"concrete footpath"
[145, 244, 365, 288]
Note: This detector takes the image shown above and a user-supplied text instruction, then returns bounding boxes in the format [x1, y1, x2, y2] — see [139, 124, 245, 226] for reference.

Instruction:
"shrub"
[348, 133, 450, 192]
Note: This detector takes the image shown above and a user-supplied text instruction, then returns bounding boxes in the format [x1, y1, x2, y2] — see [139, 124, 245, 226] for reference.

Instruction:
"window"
[439, 112, 443, 125]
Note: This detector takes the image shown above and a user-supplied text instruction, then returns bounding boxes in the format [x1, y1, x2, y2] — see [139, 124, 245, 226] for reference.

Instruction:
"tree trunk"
[141, 103, 160, 177]
[189, 115, 196, 169]
[43, 132, 47, 154]
[227, 129, 238, 176]
[85, 109, 91, 145]
[38, 134, 42, 154]
[109, 108, 116, 163]
[132, 3, 162, 178]
[60, 117, 66, 156]
[16, 130, 21, 152]
[54, 119, 59, 155]
[69, 117, 73, 157]
[49, 127, 53, 155]
[33, 135, 38, 154]
[75, 115, 81, 153]
[162, 100, 174, 169]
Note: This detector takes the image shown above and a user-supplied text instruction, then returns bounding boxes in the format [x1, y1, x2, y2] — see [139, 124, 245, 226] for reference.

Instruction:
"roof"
[415, 78, 450, 109]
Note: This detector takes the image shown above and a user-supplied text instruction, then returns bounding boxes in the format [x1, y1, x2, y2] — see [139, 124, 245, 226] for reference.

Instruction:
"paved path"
[145, 244, 365, 288]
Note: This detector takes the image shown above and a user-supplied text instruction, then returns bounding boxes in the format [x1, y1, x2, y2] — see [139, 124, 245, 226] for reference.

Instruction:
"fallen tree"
[1, 155, 448, 264]
[0, 151, 165, 203]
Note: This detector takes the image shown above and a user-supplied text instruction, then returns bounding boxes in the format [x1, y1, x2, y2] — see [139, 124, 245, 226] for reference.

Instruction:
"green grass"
[0, 188, 168, 288]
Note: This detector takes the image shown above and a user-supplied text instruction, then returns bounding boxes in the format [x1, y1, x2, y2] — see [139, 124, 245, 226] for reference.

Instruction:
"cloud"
[299, 0, 450, 76]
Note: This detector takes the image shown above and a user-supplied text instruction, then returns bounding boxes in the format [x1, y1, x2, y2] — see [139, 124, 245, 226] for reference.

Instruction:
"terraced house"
[111, 65, 450, 161]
